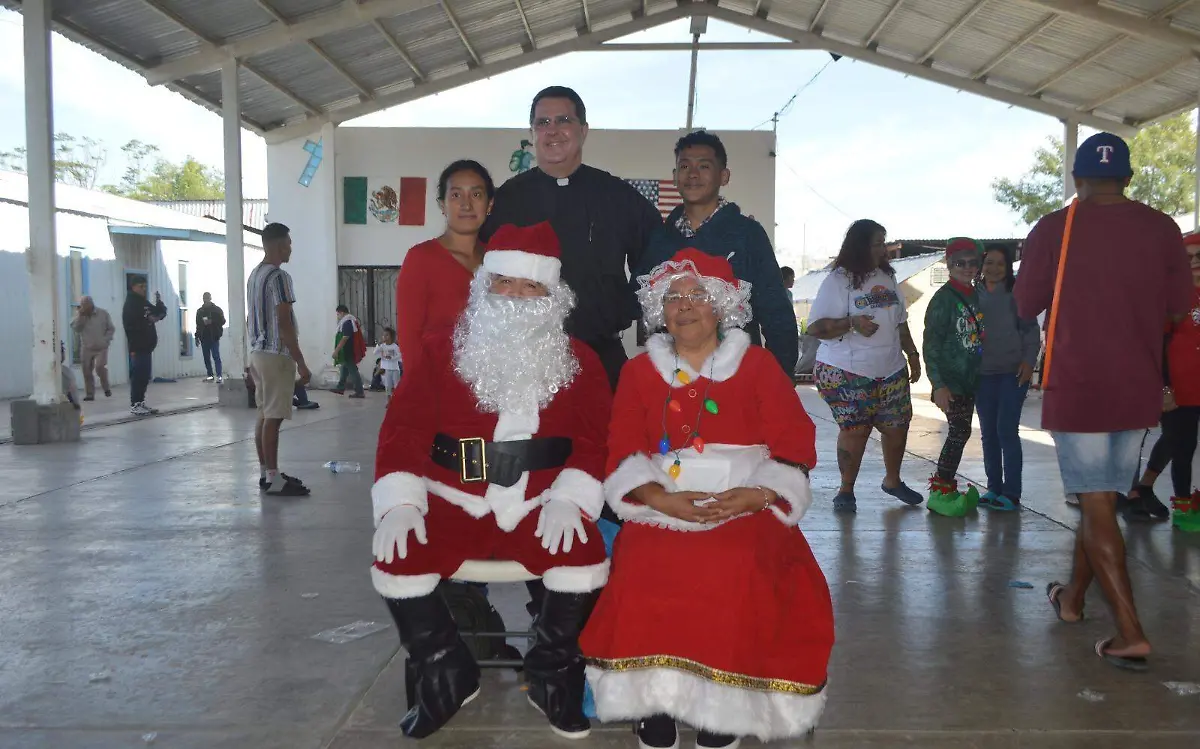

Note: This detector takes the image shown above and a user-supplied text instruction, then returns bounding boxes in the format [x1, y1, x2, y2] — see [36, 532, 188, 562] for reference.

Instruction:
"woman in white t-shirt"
[807, 219, 924, 513]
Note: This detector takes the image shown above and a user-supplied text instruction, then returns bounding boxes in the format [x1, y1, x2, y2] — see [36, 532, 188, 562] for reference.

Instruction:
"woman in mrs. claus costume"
[580, 248, 833, 749]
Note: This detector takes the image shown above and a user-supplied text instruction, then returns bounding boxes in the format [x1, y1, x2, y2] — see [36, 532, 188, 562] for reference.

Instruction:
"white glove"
[535, 499, 587, 555]
[372, 505, 427, 563]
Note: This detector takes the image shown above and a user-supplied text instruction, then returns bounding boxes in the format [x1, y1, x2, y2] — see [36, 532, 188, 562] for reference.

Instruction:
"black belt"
[431, 433, 573, 488]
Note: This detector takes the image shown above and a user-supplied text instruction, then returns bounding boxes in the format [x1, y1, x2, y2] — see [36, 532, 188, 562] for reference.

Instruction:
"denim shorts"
[1052, 430, 1145, 495]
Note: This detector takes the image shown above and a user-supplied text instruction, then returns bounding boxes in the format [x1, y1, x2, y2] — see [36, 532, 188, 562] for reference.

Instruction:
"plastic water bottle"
[324, 461, 361, 473]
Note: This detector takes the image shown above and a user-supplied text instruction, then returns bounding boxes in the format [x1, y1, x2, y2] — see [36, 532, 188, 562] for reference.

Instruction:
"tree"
[0, 131, 107, 189]
[121, 156, 224, 201]
[992, 112, 1197, 224]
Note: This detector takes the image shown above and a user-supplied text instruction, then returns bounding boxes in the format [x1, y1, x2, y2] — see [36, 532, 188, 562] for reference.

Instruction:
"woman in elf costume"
[580, 249, 832, 749]
[923, 237, 987, 516]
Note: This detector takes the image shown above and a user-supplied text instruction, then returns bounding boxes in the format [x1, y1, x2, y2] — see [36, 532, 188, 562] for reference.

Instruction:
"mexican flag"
[343, 176, 427, 226]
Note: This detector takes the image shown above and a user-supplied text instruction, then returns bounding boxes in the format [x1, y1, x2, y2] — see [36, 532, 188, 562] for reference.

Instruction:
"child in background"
[923, 237, 987, 516]
[376, 327, 402, 399]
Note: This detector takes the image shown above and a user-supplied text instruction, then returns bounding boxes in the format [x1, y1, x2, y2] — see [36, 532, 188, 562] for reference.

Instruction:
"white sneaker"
[216, 375, 224, 384]
[203, 376, 215, 382]
[131, 402, 151, 416]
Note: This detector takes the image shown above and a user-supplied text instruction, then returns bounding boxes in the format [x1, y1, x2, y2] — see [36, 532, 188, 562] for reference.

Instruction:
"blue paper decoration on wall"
[298, 138, 323, 187]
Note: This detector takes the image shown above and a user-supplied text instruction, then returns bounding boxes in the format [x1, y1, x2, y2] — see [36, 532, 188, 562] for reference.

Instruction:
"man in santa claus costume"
[371, 221, 612, 740]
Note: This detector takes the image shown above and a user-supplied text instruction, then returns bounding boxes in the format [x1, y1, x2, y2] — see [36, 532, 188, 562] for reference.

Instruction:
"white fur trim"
[425, 479, 491, 518]
[585, 665, 826, 742]
[545, 468, 605, 521]
[487, 409, 543, 530]
[370, 568, 440, 599]
[483, 249, 561, 286]
[603, 453, 713, 532]
[542, 560, 610, 593]
[646, 329, 751, 384]
[748, 460, 814, 526]
[488, 473, 541, 531]
[371, 472, 428, 526]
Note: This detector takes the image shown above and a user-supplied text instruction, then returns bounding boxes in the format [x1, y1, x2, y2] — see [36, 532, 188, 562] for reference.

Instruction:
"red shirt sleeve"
[750, 349, 817, 469]
[375, 340, 442, 482]
[395, 244, 429, 367]
[1014, 214, 1059, 321]
[606, 357, 652, 475]
[565, 343, 614, 481]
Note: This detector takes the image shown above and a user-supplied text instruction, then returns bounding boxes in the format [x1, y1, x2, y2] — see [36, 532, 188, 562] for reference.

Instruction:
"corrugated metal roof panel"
[5, 0, 1196, 138]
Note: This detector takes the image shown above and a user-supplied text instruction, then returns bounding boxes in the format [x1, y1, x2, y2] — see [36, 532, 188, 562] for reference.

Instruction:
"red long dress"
[395, 239, 476, 367]
[579, 329, 834, 741]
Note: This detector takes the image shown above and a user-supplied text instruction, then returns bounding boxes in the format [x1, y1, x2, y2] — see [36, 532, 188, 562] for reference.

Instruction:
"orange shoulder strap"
[1041, 199, 1078, 390]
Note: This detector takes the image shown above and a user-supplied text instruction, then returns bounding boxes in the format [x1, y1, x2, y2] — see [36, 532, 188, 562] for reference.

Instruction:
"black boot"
[524, 588, 600, 739]
[383, 593, 481, 739]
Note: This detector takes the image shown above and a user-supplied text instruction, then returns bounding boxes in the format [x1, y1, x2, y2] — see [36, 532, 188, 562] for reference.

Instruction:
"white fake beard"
[453, 277, 579, 415]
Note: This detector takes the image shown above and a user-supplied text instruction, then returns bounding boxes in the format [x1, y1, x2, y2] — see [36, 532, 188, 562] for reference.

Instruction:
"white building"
[0, 171, 264, 399]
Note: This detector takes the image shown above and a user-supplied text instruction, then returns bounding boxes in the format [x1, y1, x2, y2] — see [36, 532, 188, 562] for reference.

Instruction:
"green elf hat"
[944, 237, 984, 260]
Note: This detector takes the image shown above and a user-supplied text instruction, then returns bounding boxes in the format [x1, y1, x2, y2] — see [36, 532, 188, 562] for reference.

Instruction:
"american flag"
[627, 178, 683, 219]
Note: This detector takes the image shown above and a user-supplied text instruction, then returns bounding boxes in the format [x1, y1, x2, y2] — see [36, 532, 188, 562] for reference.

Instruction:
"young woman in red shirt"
[1127, 232, 1200, 523]
[395, 160, 495, 366]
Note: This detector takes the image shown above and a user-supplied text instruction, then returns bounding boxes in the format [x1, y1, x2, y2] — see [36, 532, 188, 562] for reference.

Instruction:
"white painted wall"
[267, 125, 775, 383]
[266, 123, 340, 384]
[331, 127, 776, 267]
[0, 203, 263, 399]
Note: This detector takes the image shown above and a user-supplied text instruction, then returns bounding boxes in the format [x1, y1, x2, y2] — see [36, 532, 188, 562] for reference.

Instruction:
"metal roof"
[149, 198, 270, 229]
[4, 1, 1199, 142]
[0, 170, 265, 248]
[791, 250, 944, 301]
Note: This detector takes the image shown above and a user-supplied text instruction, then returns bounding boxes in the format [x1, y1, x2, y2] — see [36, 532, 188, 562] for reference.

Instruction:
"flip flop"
[1095, 638, 1148, 672]
[1046, 582, 1084, 622]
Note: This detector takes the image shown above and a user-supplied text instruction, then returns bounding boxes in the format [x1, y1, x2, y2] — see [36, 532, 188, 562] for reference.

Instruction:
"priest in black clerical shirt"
[482, 85, 662, 391]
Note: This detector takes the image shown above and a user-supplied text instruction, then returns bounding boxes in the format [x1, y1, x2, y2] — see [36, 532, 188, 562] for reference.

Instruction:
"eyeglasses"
[951, 258, 980, 269]
[664, 290, 713, 306]
[532, 115, 580, 130]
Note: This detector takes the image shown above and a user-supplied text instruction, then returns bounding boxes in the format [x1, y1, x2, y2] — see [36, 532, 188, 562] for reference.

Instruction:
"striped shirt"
[247, 262, 297, 357]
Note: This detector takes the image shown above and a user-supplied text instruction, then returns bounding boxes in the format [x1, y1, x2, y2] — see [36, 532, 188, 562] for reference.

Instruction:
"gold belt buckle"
[459, 436, 487, 483]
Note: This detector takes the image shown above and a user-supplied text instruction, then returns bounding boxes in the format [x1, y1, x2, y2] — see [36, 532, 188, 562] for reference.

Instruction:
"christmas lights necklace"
[658, 353, 720, 479]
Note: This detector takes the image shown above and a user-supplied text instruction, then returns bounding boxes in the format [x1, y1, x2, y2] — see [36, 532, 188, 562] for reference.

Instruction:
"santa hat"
[648, 247, 741, 289]
[483, 222, 562, 286]
[944, 237, 983, 259]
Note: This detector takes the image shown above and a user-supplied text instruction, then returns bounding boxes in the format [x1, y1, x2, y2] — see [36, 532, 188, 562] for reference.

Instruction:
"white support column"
[1063, 118, 1078, 203]
[221, 60, 248, 401]
[25, 0, 61, 406]
[685, 33, 699, 129]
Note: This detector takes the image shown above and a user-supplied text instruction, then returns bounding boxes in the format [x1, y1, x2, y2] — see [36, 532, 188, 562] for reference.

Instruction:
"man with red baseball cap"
[369, 222, 612, 739]
[1015, 132, 1192, 671]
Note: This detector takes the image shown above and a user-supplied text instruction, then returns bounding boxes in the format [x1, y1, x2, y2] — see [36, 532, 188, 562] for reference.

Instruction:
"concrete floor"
[1, 386, 1198, 749]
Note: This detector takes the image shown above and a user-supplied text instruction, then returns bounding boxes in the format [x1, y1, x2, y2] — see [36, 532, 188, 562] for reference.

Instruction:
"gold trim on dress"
[586, 655, 825, 695]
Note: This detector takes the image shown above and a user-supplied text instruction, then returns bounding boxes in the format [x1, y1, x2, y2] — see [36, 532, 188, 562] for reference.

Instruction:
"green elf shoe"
[928, 485, 980, 518]
[1172, 494, 1200, 533]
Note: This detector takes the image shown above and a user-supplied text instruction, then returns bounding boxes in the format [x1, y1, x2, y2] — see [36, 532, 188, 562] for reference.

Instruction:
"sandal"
[1046, 582, 1084, 622]
[1095, 637, 1148, 672]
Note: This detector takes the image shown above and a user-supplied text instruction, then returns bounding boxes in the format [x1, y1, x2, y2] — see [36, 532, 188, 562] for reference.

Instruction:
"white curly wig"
[636, 257, 753, 332]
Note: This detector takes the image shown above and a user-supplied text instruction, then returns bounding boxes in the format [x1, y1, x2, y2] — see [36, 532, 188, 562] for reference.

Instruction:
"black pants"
[582, 335, 628, 393]
[1145, 406, 1200, 497]
[129, 352, 153, 405]
[937, 395, 976, 481]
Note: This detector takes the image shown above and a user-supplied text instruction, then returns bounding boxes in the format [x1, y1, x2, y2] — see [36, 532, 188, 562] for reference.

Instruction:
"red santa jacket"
[372, 334, 612, 530]
[603, 329, 818, 531]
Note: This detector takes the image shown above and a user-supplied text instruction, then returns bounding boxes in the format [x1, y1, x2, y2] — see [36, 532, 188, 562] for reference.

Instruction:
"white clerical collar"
[557, 177, 569, 186]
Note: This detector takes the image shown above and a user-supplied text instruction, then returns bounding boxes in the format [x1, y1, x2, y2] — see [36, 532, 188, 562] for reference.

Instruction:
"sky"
[0, 7, 1080, 269]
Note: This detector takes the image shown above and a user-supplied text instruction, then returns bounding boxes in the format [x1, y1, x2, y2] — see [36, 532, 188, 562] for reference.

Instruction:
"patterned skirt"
[814, 361, 911, 429]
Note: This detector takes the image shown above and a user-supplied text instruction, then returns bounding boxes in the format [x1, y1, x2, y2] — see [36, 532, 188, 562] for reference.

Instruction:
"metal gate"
[337, 266, 399, 346]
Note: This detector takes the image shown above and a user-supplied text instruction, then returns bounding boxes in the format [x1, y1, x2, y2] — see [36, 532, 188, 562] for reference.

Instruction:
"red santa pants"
[372, 496, 609, 598]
